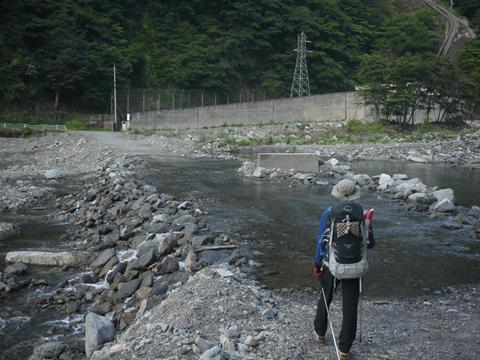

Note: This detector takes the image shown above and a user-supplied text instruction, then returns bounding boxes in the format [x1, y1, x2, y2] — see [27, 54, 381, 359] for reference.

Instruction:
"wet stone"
[90, 248, 116, 269]
[117, 278, 141, 299]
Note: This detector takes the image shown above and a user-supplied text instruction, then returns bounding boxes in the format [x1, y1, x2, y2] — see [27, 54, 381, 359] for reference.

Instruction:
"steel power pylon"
[290, 32, 312, 97]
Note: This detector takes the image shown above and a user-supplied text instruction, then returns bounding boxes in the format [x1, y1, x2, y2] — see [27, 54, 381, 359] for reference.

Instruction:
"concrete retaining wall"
[129, 91, 441, 129]
[130, 91, 374, 129]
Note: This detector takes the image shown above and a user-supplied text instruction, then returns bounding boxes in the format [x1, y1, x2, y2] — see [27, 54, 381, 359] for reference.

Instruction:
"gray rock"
[431, 199, 456, 213]
[195, 336, 216, 352]
[407, 193, 426, 202]
[352, 173, 371, 186]
[30, 341, 66, 360]
[151, 282, 168, 297]
[4, 262, 28, 275]
[244, 336, 258, 347]
[90, 248, 116, 269]
[158, 233, 177, 256]
[252, 167, 268, 178]
[106, 262, 127, 284]
[315, 180, 329, 186]
[126, 249, 155, 272]
[407, 155, 428, 163]
[145, 222, 168, 234]
[98, 257, 119, 279]
[139, 271, 154, 288]
[152, 214, 168, 223]
[45, 168, 60, 179]
[393, 174, 408, 180]
[293, 173, 307, 180]
[378, 174, 393, 186]
[156, 256, 179, 275]
[200, 345, 225, 360]
[238, 161, 256, 177]
[191, 235, 211, 247]
[85, 312, 115, 359]
[327, 158, 339, 167]
[262, 308, 278, 319]
[92, 301, 113, 316]
[469, 206, 480, 218]
[432, 188, 455, 203]
[144, 184, 157, 193]
[117, 278, 141, 299]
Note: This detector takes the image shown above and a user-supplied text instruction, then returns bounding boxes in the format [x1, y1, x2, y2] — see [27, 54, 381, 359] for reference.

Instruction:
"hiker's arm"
[367, 225, 375, 249]
[314, 208, 331, 267]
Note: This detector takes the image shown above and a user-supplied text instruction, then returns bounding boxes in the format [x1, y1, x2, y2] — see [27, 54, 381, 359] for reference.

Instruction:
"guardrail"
[0, 123, 67, 132]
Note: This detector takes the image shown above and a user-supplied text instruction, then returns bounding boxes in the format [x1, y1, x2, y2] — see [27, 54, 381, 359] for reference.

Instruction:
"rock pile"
[27, 159, 252, 358]
[91, 265, 281, 360]
[239, 158, 480, 239]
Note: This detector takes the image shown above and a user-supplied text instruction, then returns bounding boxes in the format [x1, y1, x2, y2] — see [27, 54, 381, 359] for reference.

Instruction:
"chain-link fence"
[115, 88, 281, 116]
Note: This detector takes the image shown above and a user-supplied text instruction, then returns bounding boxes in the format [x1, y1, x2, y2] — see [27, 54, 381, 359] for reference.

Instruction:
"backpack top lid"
[331, 200, 364, 222]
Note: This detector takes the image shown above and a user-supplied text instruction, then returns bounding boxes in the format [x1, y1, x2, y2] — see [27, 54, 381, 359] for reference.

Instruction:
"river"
[143, 157, 480, 297]
[1, 157, 480, 358]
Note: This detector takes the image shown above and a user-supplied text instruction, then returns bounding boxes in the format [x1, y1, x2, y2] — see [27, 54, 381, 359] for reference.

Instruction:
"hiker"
[312, 179, 375, 360]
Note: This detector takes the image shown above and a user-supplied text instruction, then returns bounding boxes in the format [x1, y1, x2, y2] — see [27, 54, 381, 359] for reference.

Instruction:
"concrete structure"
[6, 251, 78, 266]
[257, 153, 322, 172]
[130, 91, 373, 130]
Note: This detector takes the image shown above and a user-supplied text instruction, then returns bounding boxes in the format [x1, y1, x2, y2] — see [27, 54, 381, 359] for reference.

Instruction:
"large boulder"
[432, 188, 455, 203]
[85, 312, 115, 359]
[5, 251, 77, 267]
[431, 199, 456, 213]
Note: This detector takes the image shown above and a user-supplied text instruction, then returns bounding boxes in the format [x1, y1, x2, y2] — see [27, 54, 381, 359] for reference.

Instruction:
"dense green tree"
[3, 0, 470, 116]
[458, 37, 480, 116]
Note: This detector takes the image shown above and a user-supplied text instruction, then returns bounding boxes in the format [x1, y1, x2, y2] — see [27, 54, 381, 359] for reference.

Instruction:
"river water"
[2, 158, 480, 357]
[144, 157, 480, 298]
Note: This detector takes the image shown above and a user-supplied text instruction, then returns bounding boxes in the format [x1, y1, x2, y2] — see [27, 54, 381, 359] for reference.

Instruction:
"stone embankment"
[11, 158, 254, 359]
[238, 157, 480, 239]
[239, 130, 480, 168]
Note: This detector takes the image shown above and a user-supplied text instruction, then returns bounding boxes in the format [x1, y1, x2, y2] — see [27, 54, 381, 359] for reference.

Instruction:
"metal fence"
[114, 88, 282, 116]
[0, 122, 67, 132]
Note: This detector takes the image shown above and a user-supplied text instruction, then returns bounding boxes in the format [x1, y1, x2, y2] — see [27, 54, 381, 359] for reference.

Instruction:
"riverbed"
[142, 157, 480, 297]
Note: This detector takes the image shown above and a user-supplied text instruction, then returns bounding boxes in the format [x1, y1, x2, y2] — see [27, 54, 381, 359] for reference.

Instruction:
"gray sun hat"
[331, 179, 361, 200]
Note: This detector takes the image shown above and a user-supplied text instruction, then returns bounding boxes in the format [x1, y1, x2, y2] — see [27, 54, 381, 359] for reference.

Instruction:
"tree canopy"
[0, 0, 478, 115]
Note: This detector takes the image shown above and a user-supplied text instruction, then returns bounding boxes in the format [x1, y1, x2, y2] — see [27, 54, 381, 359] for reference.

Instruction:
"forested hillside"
[0, 0, 478, 114]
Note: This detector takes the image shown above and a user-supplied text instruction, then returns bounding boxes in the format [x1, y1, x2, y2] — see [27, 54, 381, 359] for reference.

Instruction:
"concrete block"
[257, 153, 321, 172]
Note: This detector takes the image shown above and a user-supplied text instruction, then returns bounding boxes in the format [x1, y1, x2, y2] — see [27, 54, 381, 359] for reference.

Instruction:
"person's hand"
[313, 264, 323, 280]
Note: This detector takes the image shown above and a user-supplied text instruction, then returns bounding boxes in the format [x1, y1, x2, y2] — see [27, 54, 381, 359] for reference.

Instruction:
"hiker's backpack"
[324, 200, 368, 279]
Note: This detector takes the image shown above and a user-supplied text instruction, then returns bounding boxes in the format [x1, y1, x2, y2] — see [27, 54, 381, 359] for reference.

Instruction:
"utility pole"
[290, 32, 312, 97]
[113, 64, 117, 131]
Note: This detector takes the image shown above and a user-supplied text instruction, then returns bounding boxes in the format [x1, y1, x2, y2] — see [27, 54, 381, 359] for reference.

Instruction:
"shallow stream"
[143, 158, 480, 298]
[2, 158, 480, 358]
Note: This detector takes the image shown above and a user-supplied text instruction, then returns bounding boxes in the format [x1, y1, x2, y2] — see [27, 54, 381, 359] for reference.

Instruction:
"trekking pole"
[359, 277, 363, 343]
[321, 286, 341, 360]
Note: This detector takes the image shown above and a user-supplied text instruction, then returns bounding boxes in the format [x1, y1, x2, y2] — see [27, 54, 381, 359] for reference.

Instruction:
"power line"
[290, 32, 312, 97]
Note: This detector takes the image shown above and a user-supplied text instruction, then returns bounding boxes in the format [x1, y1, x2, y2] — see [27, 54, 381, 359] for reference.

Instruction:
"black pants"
[314, 267, 360, 354]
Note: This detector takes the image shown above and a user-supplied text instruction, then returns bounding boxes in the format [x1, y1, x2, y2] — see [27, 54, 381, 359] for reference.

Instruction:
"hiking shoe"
[339, 351, 349, 359]
[313, 330, 324, 344]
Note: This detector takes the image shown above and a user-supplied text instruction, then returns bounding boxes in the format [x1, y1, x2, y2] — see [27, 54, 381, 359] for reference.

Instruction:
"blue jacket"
[314, 207, 375, 267]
